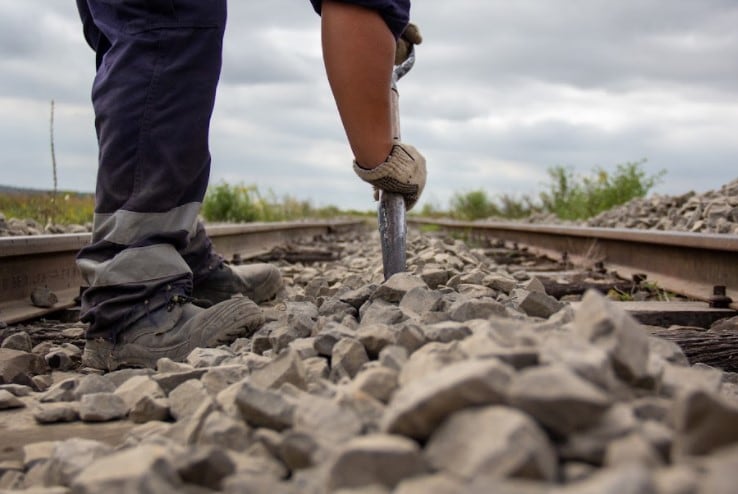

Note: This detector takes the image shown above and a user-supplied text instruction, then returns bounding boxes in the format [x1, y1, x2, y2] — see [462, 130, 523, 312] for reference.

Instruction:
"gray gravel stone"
[129, 395, 170, 424]
[151, 368, 208, 395]
[572, 290, 651, 383]
[43, 438, 112, 488]
[509, 364, 612, 435]
[425, 405, 558, 481]
[350, 367, 399, 404]
[513, 289, 565, 318]
[331, 338, 370, 381]
[0, 388, 25, 409]
[0, 348, 48, 388]
[326, 434, 430, 490]
[371, 273, 428, 304]
[357, 324, 396, 358]
[169, 379, 213, 420]
[448, 297, 507, 321]
[250, 348, 307, 391]
[40, 378, 79, 403]
[114, 375, 165, 411]
[79, 392, 128, 422]
[235, 380, 296, 431]
[72, 444, 182, 494]
[1, 332, 33, 352]
[33, 403, 79, 424]
[73, 374, 116, 399]
[383, 359, 513, 440]
[672, 388, 738, 457]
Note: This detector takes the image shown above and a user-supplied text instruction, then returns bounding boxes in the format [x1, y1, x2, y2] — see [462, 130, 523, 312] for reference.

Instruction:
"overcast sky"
[1, 1, 737, 211]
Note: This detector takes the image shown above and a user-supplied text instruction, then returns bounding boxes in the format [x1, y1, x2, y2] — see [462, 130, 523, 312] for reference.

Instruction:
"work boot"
[82, 295, 264, 371]
[193, 262, 283, 305]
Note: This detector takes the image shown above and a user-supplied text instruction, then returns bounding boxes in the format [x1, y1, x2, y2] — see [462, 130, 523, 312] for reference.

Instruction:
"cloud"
[0, 0, 736, 212]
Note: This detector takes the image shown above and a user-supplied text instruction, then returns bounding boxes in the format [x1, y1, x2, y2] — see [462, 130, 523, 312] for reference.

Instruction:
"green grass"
[0, 191, 94, 226]
[200, 182, 372, 223]
[1, 160, 665, 227]
[443, 161, 664, 221]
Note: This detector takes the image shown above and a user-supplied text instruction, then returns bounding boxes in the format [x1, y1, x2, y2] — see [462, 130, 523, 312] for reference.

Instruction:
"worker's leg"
[75, 0, 229, 340]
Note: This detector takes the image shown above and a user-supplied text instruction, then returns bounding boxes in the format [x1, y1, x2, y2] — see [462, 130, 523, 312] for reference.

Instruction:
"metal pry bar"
[379, 46, 416, 281]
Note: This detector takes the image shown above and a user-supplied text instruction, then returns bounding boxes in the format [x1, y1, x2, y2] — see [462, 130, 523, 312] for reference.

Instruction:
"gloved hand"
[353, 143, 426, 210]
[395, 23, 422, 66]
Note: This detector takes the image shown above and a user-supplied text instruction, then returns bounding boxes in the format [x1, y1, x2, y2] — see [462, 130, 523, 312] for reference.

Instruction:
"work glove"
[395, 23, 423, 66]
[353, 143, 426, 210]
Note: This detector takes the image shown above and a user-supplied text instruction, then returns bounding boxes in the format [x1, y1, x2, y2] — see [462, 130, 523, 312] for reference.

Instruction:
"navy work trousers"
[75, 0, 410, 340]
[75, 0, 227, 340]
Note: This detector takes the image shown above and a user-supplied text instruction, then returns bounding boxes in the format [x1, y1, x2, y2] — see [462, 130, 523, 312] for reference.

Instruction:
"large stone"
[425, 406, 558, 481]
[129, 395, 170, 424]
[399, 287, 443, 318]
[200, 365, 250, 396]
[351, 367, 399, 404]
[672, 388, 738, 457]
[196, 410, 252, 452]
[293, 393, 363, 446]
[33, 403, 79, 424]
[43, 438, 113, 487]
[0, 389, 24, 409]
[550, 464, 655, 494]
[394, 474, 466, 494]
[658, 363, 724, 398]
[235, 380, 296, 431]
[326, 434, 429, 490]
[0, 348, 47, 387]
[508, 364, 612, 435]
[79, 393, 128, 422]
[372, 273, 428, 303]
[448, 297, 507, 321]
[168, 379, 213, 420]
[604, 433, 663, 468]
[360, 299, 406, 326]
[383, 359, 514, 440]
[558, 403, 638, 465]
[72, 444, 182, 494]
[151, 369, 208, 395]
[421, 321, 472, 344]
[1, 332, 33, 352]
[398, 341, 466, 386]
[357, 324, 397, 358]
[513, 289, 565, 318]
[572, 290, 651, 382]
[339, 284, 377, 309]
[314, 323, 357, 357]
[40, 377, 79, 403]
[331, 338, 370, 381]
[539, 333, 617, 391]
[186, 347, 234, 368]
[173, 445, 235, 490]
[114, 375, 165, 411]
[73, 374, 116, 400]
[700, 444, 738, 494]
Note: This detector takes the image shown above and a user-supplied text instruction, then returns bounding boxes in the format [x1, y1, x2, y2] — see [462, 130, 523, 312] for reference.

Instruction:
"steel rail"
[0, 220, 366, 324]
[409, 218, 738, 310]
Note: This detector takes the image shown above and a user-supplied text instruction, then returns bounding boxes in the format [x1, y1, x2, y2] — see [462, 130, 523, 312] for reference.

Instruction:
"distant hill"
[0, 185, 94, 198]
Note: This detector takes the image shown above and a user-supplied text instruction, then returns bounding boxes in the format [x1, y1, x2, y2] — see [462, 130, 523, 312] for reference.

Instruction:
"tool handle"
[378, 48, 414, 280]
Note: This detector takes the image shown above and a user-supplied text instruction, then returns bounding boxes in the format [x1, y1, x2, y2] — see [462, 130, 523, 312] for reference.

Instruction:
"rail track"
[410, 218, 738, 310]
[1, 218, 736, 326]
[1, 217, 738, 476]
[0, 219, 366, 325]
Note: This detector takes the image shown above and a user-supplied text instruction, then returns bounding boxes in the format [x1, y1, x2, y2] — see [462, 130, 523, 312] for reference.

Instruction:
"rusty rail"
[409, 219, 738, 310]
[0, 220, 366, 324]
